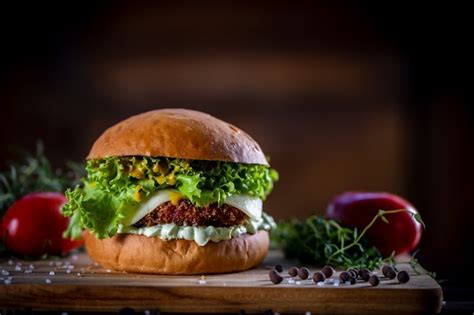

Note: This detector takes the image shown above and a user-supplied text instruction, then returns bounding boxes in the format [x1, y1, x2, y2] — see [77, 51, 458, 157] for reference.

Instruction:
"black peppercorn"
[361, 270, 371, 282]
[321, 265, 334, 278]
[349, 276, 356, 285]
[347, 268, 358, 279]
[339, 271, 351, 282]
[368, 275, 380, 286]
[397, 270, 410, 283]
[312, 272, 325, 283]
[298, 267, 310, 280]
[288, 266, 298, 277]
[275, 264, 283, 273]
[382, 265, 393, 276]
[269, 270, 283, 284]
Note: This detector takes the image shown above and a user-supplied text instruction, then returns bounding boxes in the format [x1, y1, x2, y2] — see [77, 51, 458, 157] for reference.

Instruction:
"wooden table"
[0, 250, 443, 314]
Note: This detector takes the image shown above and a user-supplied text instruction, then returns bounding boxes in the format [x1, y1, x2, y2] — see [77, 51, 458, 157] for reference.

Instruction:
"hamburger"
[62, 108, 278, 274]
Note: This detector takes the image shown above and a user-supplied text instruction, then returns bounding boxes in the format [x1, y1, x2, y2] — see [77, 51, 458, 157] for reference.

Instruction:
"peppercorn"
[275, 264, 283, 273]
[269, 270, 283, 284]
[368, 275, 380, 286]
[361, 270, 371, 282]
[347, 268, 358, 279]
[382, 265, 393, 277]
[298, 267, 310, 280]
[397, 270, 410, 283]
[349, 276, 356, 285]
[288, 266, 299, 277]
[339, 271, 351, 282]
[312, 272, 325, 283]
[321, 265, 334, 278]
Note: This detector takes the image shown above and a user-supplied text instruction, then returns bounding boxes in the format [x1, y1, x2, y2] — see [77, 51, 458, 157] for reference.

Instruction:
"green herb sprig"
[0, 142, 84, 217]
[272, 209, 425, 269]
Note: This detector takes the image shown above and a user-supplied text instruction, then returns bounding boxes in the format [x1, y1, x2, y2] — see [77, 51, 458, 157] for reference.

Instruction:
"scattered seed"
[45, 278, 52, 284]
[339, 271, 351, 282]
[288, 267, 298, 277]
[298, 267, 310, 280]
[275, 264, 283, 273]
[269, 270, 283, 284]
[321, 265, 334, 278]
[382, 265, 396, 278]
[397, 271, 410, 283]
[312, 272, 325, 283]
[369, 275, 380, 286]
[49, 271, 55, 276]
[347, 268, 358, 278]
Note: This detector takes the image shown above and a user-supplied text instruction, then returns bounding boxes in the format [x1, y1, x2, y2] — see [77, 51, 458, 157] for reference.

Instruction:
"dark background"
[0, 1, 471, 304]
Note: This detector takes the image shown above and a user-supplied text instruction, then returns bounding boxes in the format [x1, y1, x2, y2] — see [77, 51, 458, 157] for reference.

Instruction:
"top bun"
[87, 108, 268, 165]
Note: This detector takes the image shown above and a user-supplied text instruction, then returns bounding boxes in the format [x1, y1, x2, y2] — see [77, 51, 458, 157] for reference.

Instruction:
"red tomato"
[326, 192, 422, 256]
[0, 192, 83, 257]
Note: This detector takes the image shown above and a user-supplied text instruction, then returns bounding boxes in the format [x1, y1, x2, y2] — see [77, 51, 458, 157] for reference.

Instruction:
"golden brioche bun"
[87, 108, 268, 165]
[83, 230, 269, 274]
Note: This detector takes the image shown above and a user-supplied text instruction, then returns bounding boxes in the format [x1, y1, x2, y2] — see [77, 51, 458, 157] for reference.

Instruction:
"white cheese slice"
[121, 190, 263, 226]
[224, 194, 263, 221]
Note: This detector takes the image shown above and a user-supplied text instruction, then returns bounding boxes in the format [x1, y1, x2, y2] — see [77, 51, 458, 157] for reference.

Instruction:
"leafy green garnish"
[63, 156, 278, 239]
[0, 142, 84, 217]
[272, 215, 384, 269]
[272, 209, 425, 269]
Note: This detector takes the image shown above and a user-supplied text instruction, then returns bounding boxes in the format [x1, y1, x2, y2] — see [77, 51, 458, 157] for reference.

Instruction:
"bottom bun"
[83, 230, 269, 274]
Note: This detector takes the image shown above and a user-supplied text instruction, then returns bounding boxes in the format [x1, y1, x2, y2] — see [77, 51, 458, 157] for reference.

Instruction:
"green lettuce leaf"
[63, 157, 278, 239]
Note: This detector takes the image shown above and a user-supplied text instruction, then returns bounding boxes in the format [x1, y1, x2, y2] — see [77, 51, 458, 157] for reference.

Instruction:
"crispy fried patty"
[133, 199, 247, 228]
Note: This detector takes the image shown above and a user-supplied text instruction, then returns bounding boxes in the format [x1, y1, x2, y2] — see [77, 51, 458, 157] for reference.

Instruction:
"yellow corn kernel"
[167, 174, 176, 185]
[134, 186, 142, 202]
[169, 191, 183, 205]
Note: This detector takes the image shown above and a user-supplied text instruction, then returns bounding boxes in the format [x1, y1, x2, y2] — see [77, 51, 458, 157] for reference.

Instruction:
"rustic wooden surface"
[0, 250, 442, 314]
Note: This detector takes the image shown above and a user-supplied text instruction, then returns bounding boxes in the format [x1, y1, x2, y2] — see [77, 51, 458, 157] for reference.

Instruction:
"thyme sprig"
[272, 209, 426, 269]
[0, 142, 84, 217]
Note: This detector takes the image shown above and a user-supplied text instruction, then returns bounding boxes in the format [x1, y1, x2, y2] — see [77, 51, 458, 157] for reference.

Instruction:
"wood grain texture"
[0, 250, 442, 314]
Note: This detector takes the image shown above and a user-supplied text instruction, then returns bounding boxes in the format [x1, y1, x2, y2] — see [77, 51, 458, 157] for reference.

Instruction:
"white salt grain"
[45, 278, 52, 284]
[1, 270, 9, 276]
[29, 264, 35, 270]
[76, 273, 81, 277]
[66, 270, 71, 274]
[72, 255, 78, 261]
[8, 260, 13, 265]
[287, 278, 295, 284]
[49, 271, 55, 276]
[24, 270, 33, 274]
[198, 279, 207, 285]
[4, 279, 11, 285]
[317, 281, 325, 287]
[295, 281, 302, 285]
[15, 265, 21, 271]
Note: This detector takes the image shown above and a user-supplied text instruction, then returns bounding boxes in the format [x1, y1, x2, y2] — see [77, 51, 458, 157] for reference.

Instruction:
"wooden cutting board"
[0, 250, 442, 314]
